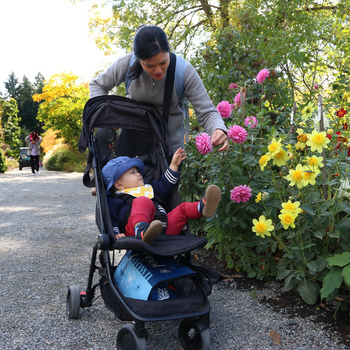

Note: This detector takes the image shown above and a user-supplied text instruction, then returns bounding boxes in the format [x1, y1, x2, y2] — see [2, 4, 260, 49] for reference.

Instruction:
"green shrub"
[44, 147, 86, 172]
[180, 88, 350, 309]
[0, 148, 7, 173]
[6, 157, 18, 171]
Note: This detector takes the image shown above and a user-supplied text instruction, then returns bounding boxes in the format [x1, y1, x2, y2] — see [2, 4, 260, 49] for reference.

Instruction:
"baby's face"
[115, 166, 144, 189]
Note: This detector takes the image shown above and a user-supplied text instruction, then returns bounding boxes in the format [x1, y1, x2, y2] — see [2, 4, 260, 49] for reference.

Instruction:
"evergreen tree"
[34, 73, 45, 94]
[17, 76, 36, 131]
[4, 72, 20, 99]
[33, 73, 45, 132]
[3, 73, 45, 133]
[0, 98, 21, 158]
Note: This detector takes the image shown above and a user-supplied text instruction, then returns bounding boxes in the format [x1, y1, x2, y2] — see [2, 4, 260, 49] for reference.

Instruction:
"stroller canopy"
[78, 95, 172, 156]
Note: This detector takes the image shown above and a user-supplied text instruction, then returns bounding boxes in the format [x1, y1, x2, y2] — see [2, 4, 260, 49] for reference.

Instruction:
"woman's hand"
[211, 129, 229, 152]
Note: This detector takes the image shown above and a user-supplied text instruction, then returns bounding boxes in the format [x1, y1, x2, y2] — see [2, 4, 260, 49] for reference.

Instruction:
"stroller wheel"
[66, 286, 81, 319]
[178, 319, 210, 350]
[117, 324, 147, 350]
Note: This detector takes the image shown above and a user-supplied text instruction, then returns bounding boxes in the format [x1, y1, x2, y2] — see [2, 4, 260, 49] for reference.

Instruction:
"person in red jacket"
[25, 131, 42, 176]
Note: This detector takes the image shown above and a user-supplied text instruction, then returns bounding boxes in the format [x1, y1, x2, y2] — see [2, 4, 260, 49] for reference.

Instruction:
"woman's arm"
[89, 53, 133, 98]
[184, 63, 229, 151]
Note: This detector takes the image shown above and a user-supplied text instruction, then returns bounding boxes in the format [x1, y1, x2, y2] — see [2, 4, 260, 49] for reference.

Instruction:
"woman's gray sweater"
[89, 53, 227, 151]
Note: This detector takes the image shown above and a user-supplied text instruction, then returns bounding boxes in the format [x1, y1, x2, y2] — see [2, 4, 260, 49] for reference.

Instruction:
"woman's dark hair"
[128, 25, 170, 80]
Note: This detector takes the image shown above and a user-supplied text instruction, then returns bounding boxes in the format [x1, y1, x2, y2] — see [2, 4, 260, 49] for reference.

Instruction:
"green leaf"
[327, 252, 350, 267]
[303, 243, 316, 249]
[327, 230, 340, 239]
[314, 230, 326, 240]
[242, 154, 256, 166]
[307, 259, 327, 273]
[319, 201, 332, 212]
[271, 241, 278, 253]
[342, 264, 350, 286]
[340, 203, 350, 214]
[339, 217, 350, 227]
[247, 271, 257, 278]
[320, 267, 343, 300]
[283, 273, 297, 292]
[325, 288, 339, 302]
[277, 269, 292, 280]
[302, 205, 316, 215]
[297, 279, 318, 305]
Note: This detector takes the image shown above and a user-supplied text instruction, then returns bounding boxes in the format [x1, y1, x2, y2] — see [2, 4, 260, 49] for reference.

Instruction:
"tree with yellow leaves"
[33, 73, 89, 149]
[40, 128, 65, 154]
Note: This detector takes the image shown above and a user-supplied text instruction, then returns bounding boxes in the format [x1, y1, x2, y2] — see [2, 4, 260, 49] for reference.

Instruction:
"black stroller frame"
[67, 96, 220, 350]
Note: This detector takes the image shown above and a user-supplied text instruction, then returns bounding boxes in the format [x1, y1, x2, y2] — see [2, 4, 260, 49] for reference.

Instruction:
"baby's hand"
[169, 148, 187, 172]
[172, 148, 187, 167]
[115, 233, 126, 240]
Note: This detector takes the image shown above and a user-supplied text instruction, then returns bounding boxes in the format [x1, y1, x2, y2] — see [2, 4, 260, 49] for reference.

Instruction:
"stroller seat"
[112, 234, 207, 257]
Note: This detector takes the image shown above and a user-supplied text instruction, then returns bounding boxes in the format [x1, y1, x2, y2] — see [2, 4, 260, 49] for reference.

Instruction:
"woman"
[89, 25, 229, 152]
[25, 131, 42, 176]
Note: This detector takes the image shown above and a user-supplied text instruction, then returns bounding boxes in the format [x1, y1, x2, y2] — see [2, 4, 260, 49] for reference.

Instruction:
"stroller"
[67, 95, 221, 350]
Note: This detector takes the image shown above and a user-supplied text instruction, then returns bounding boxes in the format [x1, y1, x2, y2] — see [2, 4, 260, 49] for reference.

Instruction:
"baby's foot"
[199, 185, 221, 218]
[135, 220, 163, 244]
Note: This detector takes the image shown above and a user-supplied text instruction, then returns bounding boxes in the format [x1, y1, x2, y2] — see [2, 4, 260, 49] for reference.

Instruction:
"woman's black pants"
[30, 155, 39, 173]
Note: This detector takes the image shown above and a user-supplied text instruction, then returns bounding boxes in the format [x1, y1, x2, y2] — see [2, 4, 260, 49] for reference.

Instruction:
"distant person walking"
[25, 131, 42, 176]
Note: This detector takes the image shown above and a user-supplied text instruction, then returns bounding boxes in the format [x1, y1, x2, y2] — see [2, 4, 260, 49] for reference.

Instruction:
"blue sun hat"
[102, 156, 144, 195]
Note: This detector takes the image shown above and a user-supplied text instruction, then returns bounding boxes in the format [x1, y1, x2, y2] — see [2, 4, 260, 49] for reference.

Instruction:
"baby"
[102, 148, 221, 244]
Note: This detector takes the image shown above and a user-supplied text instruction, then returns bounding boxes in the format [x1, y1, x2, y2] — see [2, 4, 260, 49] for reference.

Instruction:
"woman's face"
[140, 51, 170, 81]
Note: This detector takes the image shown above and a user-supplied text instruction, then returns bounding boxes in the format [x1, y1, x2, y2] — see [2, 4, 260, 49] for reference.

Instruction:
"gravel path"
[0, 168, 348, 350]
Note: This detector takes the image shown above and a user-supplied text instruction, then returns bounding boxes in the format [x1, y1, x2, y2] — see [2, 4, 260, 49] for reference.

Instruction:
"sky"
[0, 0, 113, 94]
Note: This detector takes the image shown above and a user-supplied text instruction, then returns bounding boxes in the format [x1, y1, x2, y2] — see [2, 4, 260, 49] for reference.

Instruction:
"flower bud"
[327, 129, 334, 135]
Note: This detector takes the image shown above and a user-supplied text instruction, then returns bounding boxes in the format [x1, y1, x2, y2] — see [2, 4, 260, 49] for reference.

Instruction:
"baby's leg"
[166, 185, 221, 236]
[124, 197, 156, 236]
[166, 202, 202, 236]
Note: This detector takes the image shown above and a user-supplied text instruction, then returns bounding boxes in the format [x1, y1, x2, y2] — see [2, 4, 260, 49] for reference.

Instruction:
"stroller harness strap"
[162, 52, 176, 124]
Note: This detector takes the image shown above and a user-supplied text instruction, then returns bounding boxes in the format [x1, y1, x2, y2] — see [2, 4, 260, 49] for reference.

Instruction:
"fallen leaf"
[270, 330, 282, 346]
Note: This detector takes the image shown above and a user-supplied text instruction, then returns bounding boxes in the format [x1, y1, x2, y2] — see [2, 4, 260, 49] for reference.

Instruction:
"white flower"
[261, 191, 269, 200]
[313, 114, 330, 131]
[338, 178, 350, 199]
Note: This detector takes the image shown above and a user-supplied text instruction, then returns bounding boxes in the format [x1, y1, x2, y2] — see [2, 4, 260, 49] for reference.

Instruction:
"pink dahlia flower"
[227, 125, 248, 144]
[234, 92, 241, 107]
[229, 83, 238, 90]
[257, 68, 270, 84]
[244, 116, 258, 129]
[230, 185, 252, 203]
[195, 132, 213, 154]
[217, 101, 232, 119]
